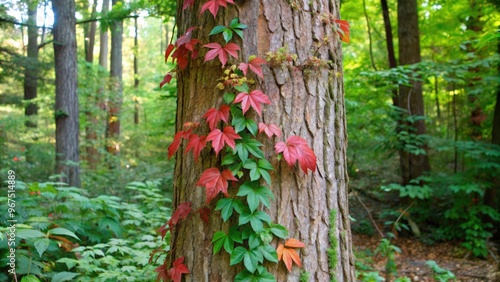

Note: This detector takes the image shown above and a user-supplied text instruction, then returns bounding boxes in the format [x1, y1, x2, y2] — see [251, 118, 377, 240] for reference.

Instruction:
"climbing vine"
[154, 1, 350, 281]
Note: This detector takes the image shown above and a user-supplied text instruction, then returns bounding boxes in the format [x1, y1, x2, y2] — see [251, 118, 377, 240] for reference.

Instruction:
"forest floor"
[350, 191, 500, 281]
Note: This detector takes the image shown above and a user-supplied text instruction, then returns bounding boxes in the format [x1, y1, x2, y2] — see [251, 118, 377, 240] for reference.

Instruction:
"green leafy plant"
[426, 260, 456, 282]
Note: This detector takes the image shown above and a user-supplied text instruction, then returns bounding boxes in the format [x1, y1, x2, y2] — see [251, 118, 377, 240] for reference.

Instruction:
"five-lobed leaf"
[276, 238, 305, 272]
[201, 0, 235, 18]
[258, 122, 282, 139]
[168, 257, 190, 282]
[207, 126, 241, 155]
[275, 136, 317, 173]
[204, 42, 240, 66]
[196, 168, 238, 204]
[238, 57, 267, 79]
[234, 90, 271, 116]
[185, 134, 207, 162]
[203, 105, 230, 130]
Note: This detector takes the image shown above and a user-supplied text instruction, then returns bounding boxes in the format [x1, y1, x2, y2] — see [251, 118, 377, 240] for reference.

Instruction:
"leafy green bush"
[0, 180, 171, 281]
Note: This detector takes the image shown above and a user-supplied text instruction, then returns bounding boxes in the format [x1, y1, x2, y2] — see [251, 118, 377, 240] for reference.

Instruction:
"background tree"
[23, 0, 38, 128]
[106, 0, 124, 158]
[52, 0, 80, 187]
[397, 0, 430, 185]
[166, 0, 354, 281]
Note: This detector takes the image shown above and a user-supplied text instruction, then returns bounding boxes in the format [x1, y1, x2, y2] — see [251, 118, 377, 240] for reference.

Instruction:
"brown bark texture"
[381, 0, 398, 106]
[52, 0, 80, 187]
[168, 0, 355, 281]
[397, 0, 430, 185]
[24, 2, 38, 127]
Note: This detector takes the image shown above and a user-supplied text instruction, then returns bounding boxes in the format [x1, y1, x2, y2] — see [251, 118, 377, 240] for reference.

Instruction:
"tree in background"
[164, 0, 354, 280]
[23, 0, 38, 128]
[106, 0, 124, 158]
[397, 0, 430, 185]
[52, 0, 80, 187]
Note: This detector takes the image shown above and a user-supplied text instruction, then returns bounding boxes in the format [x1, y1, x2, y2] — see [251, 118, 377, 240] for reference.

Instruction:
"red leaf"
[165, 44, 175, 62]
[258, 122, 282, 138]
[196, 168, 238, 203]
[202, 105, 230, 130]
[182, 0, 194, 10]
[168, 202, 192, 228]
[238, 57, 267, 78]
[200, 0, 235, 18]
[334, 19, 350, 44]
[275, 136, 317, 173]
[206, 126, 241, 155]
[155, 261, 169, 282]
[277, 239, 304, 272]
[197, 207, 211, 224]
[176, 27, 196, 46]
[185, 134, 207, 162]
[159, 73, 173, 88]
[233, 89, 271, 116]
[168, 130, 191, 159]
[203, 42, 240, 66]
[168, 257, 190, 282]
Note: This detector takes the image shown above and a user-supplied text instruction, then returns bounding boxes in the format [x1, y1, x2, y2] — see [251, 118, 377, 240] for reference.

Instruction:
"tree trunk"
[133, 16, 139, 125]
[52, 0, 80, 187]
[24, 1, 38, 128]
[381, 0, 398, 106]
[167, 1, 354, 281]
[99, 0, 109, 70]
[106, 0, 123, 157]
[397, 0, 430, 185]
[84, 0, 100, 169]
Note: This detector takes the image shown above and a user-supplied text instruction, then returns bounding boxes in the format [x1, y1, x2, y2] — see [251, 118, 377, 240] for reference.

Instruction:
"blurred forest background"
[0, 0, 499, 281]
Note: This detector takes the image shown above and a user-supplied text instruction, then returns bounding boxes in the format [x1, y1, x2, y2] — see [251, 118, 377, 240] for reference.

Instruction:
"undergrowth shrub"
[0, 179, 171, 281]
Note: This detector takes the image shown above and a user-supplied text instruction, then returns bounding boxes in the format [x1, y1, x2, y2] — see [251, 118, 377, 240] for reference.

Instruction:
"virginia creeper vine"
[154, 1, 350, 281]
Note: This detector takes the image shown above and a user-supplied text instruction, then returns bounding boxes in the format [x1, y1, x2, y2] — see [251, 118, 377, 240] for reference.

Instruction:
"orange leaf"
[285, 238, 305, 248]
[277, 243, 302, 272]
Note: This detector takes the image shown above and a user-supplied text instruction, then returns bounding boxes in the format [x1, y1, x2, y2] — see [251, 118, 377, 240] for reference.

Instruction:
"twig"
[354, 193, 385, 238]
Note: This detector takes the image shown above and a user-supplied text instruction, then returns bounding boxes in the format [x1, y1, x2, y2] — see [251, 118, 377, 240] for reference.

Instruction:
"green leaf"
[216, 198, 246, 221]
[239, 210, 270, 232]
[237, 181, 274, 212]
[34, 238, 50, 257]
[235, 270, 276, 282]
[223, 29, 233, 43]
[234, 83, 249, 93]
[56, 258, 78, 270]
[224, 92, 236, 103]
[212, 231, 234, 254]
[209, 25, 226, 35]
[51, 272, 79, 282]
[21, 275, 41, 282]
[230, 246, 247, 266]
[258, 244, 279, 263]
[49, 228, 80, 241]
[248, 233, 261, 249]
[268, 223, 288, 239]
[222, 152, 237, 166]
[17, 229, 46, 239]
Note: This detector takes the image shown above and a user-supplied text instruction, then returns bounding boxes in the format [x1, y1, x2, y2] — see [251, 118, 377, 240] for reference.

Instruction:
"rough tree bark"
[106, 0, 123, 157]
[52, 0, 80, 187]
[397, 0, 430, 185]
[24, 1, 38, 128]
[381, 0, 398, 106]
[167, 0, 355, 281]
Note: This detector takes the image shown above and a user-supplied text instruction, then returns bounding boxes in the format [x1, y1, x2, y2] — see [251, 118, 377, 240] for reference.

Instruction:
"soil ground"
[350, 192, 500, 281]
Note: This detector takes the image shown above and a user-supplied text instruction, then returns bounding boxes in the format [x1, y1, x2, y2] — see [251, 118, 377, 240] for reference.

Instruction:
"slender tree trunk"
[381, 0, 398, 106]
[133, 16, 139, 125]
[106, 0, 123, 157]
[397, 0, 430, 185]
[52, 0, 80, 187]
[24, 2, 38, 128]
[84, 0, 99, 169]
[99, 0, 109, 70]
[167, 0, 354, 281]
